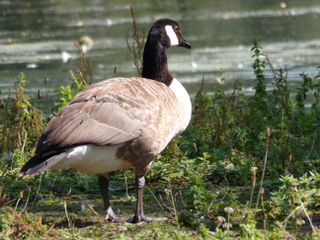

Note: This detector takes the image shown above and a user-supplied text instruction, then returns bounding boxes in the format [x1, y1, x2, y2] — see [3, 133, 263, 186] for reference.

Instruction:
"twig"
[32, 173, 43, 207]
[20, 130, 27, 154]
[179, 190, 187, 208]
[64, 200, 71, 228]
[255, 128, 270, 214]
[147, 186, 164, 211]
[167, 181, 179, 228]
[304, 138, 315, 165]
[125, 5, 145, 76]
[14, 191, 23, 210]
[280, 204, 305, 229]
[89, 56, 93, 85]
[297, 189, 316, 233]
[20, 187, 30, 213]
[88, 205, 103, 223]
[249, 167, 257, 209]
[124, 173, 129, 198]
[265, 55, 277, 84]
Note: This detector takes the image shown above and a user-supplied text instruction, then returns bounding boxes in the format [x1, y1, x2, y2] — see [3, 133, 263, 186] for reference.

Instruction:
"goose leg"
[98, 175, 124, 222]
[128, 175, 166, 223]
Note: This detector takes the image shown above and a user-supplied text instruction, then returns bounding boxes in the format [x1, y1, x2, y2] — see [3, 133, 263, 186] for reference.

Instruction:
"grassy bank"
[0, 41, 320, 239]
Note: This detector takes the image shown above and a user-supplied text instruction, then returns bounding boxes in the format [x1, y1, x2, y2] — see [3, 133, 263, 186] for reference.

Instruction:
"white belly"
[169, 78, 192, 133]
[52, 144, 131, 175]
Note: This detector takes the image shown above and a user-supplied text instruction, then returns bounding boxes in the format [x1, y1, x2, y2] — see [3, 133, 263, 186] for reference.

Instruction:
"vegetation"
[0, 29, 320, 240]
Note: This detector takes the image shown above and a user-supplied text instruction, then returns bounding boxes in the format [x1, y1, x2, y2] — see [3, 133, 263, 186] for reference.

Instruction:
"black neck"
[142, 39, 173, 86]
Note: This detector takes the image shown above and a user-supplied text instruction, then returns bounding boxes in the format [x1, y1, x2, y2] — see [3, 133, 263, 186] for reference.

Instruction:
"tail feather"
[20, 152, 67, 176]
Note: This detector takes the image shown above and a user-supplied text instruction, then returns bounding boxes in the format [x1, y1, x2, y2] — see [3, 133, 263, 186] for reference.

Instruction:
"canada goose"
[20, 19, 191, 223]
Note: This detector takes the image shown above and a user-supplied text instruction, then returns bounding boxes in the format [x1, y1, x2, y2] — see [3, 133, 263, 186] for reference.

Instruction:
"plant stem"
[254, 127, 270, 214]
[168, 180, 180, 228]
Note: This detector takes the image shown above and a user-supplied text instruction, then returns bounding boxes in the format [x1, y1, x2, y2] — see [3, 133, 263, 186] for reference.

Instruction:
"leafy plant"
[54, 47, 91, 112]
[0, 73, 44, 170]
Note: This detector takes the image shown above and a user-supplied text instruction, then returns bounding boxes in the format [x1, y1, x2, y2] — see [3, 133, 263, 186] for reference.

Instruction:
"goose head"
[142, 19, 191, 85]
[149, 18, 191, 49]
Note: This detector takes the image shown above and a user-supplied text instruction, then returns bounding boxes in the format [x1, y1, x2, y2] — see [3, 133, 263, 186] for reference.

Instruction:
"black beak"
[179, 37, 191, 49]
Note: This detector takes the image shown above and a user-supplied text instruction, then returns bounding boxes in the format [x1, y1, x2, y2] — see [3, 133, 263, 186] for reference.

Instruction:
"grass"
[0, 18, 320, 239]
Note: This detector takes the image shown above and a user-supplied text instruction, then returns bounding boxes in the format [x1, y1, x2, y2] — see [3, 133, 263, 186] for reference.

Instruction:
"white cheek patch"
[165, 25, 179, 46]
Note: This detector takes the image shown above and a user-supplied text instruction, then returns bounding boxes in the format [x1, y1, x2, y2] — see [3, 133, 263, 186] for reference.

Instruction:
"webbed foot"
[105, 207, 126, 222]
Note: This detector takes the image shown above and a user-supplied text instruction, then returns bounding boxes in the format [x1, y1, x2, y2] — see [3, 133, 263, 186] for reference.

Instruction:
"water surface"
[1, 0, 320, 98]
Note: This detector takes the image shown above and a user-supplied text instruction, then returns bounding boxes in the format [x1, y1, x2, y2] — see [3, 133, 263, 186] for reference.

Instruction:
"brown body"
[32, 77, 188, 176]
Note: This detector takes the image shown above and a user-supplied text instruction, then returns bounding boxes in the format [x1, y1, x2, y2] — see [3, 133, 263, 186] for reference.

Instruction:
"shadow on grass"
[27, 190, 171, 230]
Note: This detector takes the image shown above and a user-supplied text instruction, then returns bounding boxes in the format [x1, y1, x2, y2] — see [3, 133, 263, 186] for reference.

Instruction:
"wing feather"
[36, 78, 173, 155]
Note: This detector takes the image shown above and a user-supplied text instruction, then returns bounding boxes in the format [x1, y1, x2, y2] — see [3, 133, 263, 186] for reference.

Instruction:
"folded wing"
[36, 77, 172, 155]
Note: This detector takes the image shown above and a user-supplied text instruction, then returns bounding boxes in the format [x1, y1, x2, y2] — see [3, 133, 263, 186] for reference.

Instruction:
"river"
[1, 0, 320, 99]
